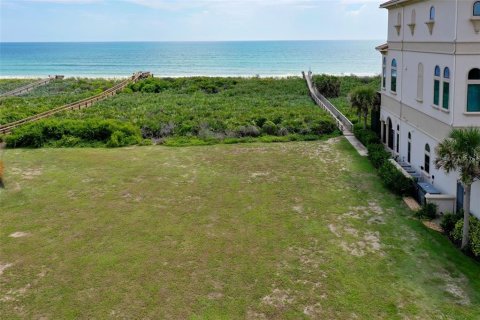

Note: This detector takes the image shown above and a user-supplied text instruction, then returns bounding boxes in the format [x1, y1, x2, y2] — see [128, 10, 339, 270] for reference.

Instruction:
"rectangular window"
[396, 134, 399, 153]
[433, 80, 440, 106]
[382, 68, 386, 88]
[467, 84, 480, 112]
[391, 71, 397, 92]
[425, 155, 430, 174]
[442, 82, 449, 110]
[408, 142, 411, 163]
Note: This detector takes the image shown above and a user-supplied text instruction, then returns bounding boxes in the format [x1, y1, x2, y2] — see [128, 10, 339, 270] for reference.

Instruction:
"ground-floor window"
[408, 132, 412, 163]
[396, 125, 400, 153]
[424, 144, 431, 174]
[467, 68, 480, 112]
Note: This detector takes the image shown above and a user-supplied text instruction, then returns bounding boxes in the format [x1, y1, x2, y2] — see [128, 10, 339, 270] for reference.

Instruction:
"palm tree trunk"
[461, 183, 471, 250]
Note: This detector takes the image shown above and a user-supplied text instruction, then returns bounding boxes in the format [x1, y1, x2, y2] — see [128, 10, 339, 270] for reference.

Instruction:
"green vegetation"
[435, 128, 480, 250]
[349, 86, 378, 129]
[0, 78, 120, 125]
[0, 79, 38, 94]
[312, 74, 341, 98]
[5, 119, 144, 148]
[415, 203, 438, 220]
[314, 75, 381, 124]
[0, 139, 479, 318]
[453, 216, 480, 257]
[2, 77, 337, 148]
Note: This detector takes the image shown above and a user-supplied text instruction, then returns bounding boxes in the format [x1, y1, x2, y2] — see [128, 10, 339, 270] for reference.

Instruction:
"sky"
[0, 0, 387, 42]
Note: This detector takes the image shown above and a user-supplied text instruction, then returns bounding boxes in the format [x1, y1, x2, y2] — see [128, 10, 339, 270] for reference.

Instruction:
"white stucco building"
[378, 0, 480, 217]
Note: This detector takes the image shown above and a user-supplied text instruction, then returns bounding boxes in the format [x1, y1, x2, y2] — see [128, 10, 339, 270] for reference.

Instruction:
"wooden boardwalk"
[0, 72, 150, 135]
[303, 71, 368, 156]
[0, 75, 64, 97]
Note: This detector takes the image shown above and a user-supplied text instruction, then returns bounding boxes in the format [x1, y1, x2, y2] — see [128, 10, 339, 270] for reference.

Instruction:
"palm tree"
[435, 128, 480, 250]
[349, 86, 377, 129]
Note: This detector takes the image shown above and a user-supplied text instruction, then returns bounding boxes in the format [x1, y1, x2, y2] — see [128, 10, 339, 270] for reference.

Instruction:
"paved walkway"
[344, 134, 368, 157]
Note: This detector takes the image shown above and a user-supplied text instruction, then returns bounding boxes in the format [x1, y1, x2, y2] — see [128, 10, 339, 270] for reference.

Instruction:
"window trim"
[433, 65, 441, 107]
[466, 68, 480, 113]
[407, 132, 412, 164]
[424, 144, 431, 174]
[382, 56, 387, 90]
[474, 1, 480, 16]
[391, 59, 398, 93]
[442, 67, 450, 111]
[429, 6, 436, 21]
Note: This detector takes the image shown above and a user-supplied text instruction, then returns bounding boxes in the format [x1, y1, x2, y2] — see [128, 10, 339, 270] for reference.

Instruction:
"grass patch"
[0, 138, 479, 318]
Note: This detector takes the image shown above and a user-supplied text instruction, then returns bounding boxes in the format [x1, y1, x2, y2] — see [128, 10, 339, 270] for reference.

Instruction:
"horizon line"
[0, 39, 384, 44]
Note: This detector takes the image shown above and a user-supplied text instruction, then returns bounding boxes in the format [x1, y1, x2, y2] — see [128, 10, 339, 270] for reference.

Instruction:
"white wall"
[382, 50, 403, 102]
[453, 55, 480, 127]
[388, 0, 457, 43]
[381, 108, 480, 217]
[456, 0, 480, 42]
[401, 51, 454, 125]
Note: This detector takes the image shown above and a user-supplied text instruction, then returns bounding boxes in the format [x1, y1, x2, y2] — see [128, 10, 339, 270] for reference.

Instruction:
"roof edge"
[380, 0, 412, 9]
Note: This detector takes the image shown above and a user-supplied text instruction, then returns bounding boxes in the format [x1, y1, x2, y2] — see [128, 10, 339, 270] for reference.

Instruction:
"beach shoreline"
[0, 72, 380, 79]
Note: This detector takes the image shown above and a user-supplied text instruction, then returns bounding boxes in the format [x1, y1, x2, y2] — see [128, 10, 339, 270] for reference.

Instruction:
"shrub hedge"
[312, 75, 341, 98]
[354, 127, 415, 197]
[452, 216, 480, 257]
[441, 212, 463, 236]
[5, 119, 143, 148]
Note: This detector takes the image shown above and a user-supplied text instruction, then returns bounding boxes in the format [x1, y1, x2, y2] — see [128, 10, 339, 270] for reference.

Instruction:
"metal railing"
[0, 72, 150, 134]
[303, 71, 354, 133]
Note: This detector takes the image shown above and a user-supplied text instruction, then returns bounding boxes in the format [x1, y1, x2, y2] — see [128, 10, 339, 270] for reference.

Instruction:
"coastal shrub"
[415, 203, 438, 220]
[368, 144, 391, 169]
[312, 75, 341, 98]
[128, 77, 238, 94]
[236, 125, 261, 137]
[354, 127, 380, 146]
[441, 211, 463, 236]
[3, 77, 338, 147]
[262, 121, 277, 135]
[378, 161, 415, 196]
[452, 216, 480, 256]
[5, 119, 142, 148]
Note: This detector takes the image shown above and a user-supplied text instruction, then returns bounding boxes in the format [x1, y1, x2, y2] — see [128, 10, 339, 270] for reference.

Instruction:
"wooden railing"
[0, 72, 151, 135]
[303, 71, 354, 134]
[0, 75, 64, 97]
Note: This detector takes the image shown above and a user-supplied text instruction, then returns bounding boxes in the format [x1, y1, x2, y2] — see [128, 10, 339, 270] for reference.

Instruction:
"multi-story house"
[377, 0, 480, 217]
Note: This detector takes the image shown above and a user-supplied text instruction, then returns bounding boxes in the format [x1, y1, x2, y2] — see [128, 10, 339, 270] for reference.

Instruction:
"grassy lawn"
[1, 138, 479, 319]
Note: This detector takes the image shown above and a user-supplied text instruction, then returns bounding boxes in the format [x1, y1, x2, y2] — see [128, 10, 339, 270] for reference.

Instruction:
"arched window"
[407, 132, 412, 163]
[430, 6, 436, 20]
[443, 67, 450, 110]
[433, 66, 441, 106]
[467, 68, 480, 112]
[382, 57, 387, 89]
[417, 63, 424, 101]
[424, 144, 431, 174]
[391, 59, 398, 93]
[474, 1, 480, 16]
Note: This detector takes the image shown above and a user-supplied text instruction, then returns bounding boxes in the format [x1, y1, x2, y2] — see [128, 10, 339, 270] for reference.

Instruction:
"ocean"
[0, 41, 382, 78]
